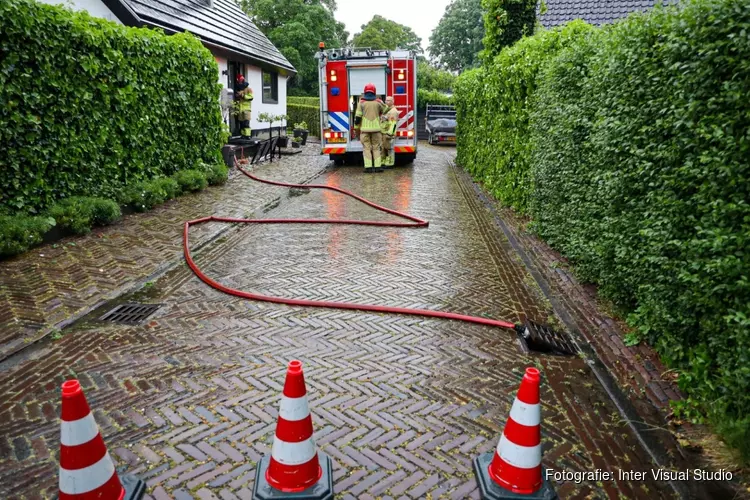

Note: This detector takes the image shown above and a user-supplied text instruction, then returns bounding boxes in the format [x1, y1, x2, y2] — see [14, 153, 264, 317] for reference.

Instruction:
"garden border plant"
[1, 161, 229, 259]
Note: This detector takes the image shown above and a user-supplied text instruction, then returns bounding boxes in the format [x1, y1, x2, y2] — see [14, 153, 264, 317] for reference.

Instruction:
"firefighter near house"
[316, 43, 418, 167]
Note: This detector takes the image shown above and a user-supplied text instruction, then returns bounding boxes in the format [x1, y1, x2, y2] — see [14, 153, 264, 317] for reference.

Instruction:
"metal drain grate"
[517, 320, 579, 356]
[99, 303, 162, 325]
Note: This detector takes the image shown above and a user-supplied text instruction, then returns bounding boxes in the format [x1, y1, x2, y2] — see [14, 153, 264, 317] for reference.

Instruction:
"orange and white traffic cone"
[59, 380, 146, 500]
[252, 360, 333, 500]
[473, 367, 558, 499]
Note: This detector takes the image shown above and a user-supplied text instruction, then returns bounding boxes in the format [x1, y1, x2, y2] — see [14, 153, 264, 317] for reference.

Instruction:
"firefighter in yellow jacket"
[235, 75, 253, 137]
[380, 96, 400, 169]
[355, 83, 386, 173]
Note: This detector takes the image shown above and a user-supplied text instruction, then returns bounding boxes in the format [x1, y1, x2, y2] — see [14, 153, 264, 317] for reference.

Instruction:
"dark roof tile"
[539, 0, 680, 27]
[120, 0, 295, 73]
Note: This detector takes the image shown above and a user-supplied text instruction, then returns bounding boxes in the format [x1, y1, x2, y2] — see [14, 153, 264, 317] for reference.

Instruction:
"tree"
[351, 16, 423, 54]
[480, 0, 536, 61]
[417, 61, 456, 92]
[240, 0, 348, 95]
[428, 0, 485, 72]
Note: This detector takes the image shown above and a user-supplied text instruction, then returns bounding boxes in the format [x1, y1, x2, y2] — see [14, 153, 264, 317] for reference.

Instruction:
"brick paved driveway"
[0, 145, 676, 499]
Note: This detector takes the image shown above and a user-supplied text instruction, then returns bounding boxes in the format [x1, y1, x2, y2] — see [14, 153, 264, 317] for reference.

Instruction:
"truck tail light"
[330, 69, 337, 82]
[397, 130, 414, 138]
[324, 130, 346, 142]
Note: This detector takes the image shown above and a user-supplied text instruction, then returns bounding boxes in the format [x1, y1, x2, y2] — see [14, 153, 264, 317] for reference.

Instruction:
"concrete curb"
[0, 163, 330, 369]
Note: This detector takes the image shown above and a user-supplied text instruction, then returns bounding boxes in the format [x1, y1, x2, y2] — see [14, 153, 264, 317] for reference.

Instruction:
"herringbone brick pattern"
[465, 170, 682, 412]
[0, 146, 674, 499]
[0, 147, 328, 362]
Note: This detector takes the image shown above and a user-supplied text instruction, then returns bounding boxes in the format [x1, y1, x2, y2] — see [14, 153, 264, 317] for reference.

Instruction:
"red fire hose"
[182, 161, 517, 331]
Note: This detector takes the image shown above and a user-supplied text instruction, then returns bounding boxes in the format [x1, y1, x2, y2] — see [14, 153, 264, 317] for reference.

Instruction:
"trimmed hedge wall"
[287, 104, 320, 136]
[288, 96, 320, 106]
[0, 0, 223, 214]
[456, 0, 750, 461]
[455, 20, 594, 213]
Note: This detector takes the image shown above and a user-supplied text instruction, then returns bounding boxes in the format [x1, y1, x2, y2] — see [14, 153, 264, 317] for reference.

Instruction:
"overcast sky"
[334, 0, 453, 53]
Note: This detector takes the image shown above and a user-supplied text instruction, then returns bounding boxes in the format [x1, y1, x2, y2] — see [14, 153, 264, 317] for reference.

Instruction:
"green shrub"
[455, 20, 594, 213]
[0, 0, 223, 214]
[416, 89, 454, 112]
[716, 416, 750, 465]
[287, 104, 320, 136]
[0, 215, 56, 258]
[153, 177, 182, 200]
[48, 197, 121, 234]
[204, 162, 229, 186]
[120, 177, 181, 212]
[173, 169, 208, 193]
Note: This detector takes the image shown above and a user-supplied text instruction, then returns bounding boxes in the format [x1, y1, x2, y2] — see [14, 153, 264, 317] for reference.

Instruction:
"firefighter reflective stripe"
[328, 112, 348, 132]
[359, 116, 380, 132]
[357, 101, 384, 132]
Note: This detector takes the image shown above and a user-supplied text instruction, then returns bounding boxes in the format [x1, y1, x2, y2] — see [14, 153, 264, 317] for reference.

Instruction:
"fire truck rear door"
[348, 66, 386, 150]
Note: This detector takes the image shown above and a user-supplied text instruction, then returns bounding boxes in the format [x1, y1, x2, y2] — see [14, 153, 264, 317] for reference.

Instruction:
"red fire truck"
[316, 44, 418, 166]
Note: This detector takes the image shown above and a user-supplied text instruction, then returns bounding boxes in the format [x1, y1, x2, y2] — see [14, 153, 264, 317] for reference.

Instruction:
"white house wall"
[245, 66, 287, 131]
[215, 56, 229, 86]
[212, 54, 288, 133]
[213, 55, 232, 127]
[37, 0, 122, 23]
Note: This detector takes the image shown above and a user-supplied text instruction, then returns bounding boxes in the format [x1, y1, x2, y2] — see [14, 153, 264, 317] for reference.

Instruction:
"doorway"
[228, 61, 246, 136]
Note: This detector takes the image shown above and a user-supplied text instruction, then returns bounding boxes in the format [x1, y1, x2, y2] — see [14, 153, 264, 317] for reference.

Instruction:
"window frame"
[262, 70, 279, 104]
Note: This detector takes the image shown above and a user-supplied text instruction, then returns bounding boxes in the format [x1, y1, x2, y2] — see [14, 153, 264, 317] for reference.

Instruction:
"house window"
[262, 71, 278, 104]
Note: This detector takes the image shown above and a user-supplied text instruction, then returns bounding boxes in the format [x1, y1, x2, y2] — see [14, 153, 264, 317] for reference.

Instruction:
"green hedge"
[456, 0, 750, 461]
[287, 104, 320, 136]
[416, 89, 454, 112]
[0, 0, 223, 214]
[288, 96, 320, 106]
[455, 20, 594, 213]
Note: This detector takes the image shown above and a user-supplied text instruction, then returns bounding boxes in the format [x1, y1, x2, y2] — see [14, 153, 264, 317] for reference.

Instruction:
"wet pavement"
[0, 146, 328, 362]
[0, 145, 681, 498]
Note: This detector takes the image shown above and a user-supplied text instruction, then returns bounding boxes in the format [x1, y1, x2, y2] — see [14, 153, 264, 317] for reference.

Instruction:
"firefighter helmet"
[364, 83, 377, 94]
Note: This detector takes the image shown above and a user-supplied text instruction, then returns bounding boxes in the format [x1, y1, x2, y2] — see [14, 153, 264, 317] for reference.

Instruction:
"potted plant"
[293, 121, 309, 146]
[257, 112, 277, 161]
[291, 136, 302, 149]
[276, 114, 289, 147]
[258, 112, 274, 132]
